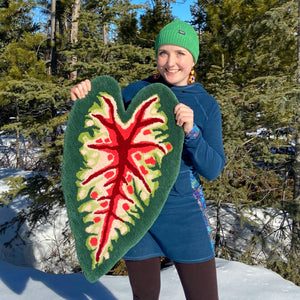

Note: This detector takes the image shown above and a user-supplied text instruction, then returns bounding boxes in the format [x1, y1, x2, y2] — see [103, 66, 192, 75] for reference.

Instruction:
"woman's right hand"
[70, 79, 91, 101]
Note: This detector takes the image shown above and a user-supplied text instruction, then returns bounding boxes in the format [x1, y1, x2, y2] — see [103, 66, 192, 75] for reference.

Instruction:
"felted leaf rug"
[62, 75, 184, 282]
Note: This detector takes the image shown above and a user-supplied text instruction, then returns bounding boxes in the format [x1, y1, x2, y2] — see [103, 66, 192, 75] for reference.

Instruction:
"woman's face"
[157, 44, 195, 86]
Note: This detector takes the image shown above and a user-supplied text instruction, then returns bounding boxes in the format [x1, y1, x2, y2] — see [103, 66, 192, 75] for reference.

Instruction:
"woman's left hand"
[174, 103, 194, 135]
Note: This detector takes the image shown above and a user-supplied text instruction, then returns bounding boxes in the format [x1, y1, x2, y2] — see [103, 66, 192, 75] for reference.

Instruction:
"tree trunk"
[50, 0, 57, 75]
[103, 24, 107, 45]
[15, 102, 21, 169]
[69, 0, 81, 80]
[71, 0, 81, 44]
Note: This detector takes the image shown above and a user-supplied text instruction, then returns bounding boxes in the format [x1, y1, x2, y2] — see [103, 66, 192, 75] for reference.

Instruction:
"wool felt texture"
[62, 75, 184, 282]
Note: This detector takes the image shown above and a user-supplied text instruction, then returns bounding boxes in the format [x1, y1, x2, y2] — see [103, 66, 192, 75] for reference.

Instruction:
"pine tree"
[63, 0, 157, 85]
[137, 0, 174, 48]
[0, 0, 39, 51]
[117, 10, 139, 45]
[0, 1, 45, 168]
[0, 2, 69, 221]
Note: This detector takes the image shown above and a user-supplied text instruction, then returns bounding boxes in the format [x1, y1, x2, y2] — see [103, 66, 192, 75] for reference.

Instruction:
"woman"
[71, 19, 225, 300]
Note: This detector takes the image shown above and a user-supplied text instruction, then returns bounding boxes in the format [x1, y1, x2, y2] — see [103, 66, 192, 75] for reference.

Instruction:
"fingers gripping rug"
[62, 76, 184, 282]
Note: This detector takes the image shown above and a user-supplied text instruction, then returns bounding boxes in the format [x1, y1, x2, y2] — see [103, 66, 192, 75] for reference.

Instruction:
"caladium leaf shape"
[62, 76, 184, 282]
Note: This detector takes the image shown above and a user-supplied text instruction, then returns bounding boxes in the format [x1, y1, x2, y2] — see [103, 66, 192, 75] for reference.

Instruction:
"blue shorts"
[123, 192, 214, 263]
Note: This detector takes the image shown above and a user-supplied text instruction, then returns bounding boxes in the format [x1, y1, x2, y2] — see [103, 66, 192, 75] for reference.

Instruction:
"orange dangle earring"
[153, 73, 160, 80]
[153, 68, 161, 80]
[188, 69, 196, 84]
[153, 72, 161, 80]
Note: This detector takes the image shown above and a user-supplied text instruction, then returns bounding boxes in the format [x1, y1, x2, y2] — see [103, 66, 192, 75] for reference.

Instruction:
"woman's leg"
[174, 258, 219, 300]
[125, 257, 161, 300]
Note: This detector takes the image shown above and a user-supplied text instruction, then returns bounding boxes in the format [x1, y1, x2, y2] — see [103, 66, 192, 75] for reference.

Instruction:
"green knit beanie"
[155, 19, 199, 63]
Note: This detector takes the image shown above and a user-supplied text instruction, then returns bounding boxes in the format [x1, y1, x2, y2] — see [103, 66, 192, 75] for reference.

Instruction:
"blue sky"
[133, 0, 194, 22]
[170, 0, 194, 21]
[33, 1, 195, 29]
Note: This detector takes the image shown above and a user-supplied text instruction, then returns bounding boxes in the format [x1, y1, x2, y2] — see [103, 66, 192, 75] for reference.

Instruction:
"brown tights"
[125, 257, 219, 300]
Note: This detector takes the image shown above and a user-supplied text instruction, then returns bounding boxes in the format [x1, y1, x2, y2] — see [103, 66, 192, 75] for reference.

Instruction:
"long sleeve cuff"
[185, 124, 200, 140]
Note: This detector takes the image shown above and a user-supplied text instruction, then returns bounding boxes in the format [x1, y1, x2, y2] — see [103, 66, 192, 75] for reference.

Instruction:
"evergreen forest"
[0, 0, 299, 286]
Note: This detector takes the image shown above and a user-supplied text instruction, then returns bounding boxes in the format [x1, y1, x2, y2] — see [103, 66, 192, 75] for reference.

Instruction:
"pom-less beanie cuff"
[155, 19, 199, 63]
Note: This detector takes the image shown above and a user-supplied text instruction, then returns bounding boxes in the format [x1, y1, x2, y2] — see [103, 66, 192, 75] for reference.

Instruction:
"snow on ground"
[1, 258, 300, 300]
[1, 168, 300, 299]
